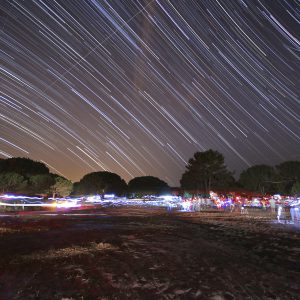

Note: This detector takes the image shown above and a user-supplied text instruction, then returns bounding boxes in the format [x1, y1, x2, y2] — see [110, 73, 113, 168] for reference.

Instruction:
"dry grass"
[15, 242, 118, 262]
[1, 208, 299, 299]
[0, 227, 19, 234]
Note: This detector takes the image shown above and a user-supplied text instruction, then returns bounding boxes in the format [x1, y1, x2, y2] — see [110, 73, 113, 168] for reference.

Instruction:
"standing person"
[269, 197, 276, 214]
[290, 199, 296, 223]
[277, 199, 286, 223]
[261, 198, 266, 212]
[230, 198, 235, 212]
[290, 197, 300, 223]
[295, 198, 300, 222]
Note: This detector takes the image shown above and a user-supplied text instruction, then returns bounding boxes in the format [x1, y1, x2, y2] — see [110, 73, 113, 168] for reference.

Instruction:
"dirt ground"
[0, 207, 299, 300]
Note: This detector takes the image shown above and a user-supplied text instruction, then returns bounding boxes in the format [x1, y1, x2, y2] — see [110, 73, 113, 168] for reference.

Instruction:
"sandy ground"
[0, 207, 299, 300]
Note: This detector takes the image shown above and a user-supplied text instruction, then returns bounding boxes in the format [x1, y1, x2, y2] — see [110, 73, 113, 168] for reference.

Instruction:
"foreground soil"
[0, 207, 299, 300]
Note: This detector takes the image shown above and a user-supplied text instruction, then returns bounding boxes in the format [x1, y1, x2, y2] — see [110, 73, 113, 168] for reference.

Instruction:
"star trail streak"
[0, 0, 299, 186]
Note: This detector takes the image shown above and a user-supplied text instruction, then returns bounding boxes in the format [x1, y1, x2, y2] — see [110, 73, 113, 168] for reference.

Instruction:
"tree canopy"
[238, 161, 300, 194]
[275, 161, 300, 194]
[238, 165, 276, 194]
[0, 157, 49, 177]
[128, 176, 170, 196]
[74, 171, 127, 196]
[50, 175, 73, 197]
[0, 158, 73, 196]
[0, 172, 28, 194]
[291, 181, 300, 196]
[180, 149, 234, 193]
[29, 174, 55, 195]
[1, 155, 300, 197]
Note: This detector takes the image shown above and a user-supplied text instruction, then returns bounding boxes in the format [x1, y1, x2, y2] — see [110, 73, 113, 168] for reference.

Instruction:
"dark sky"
[0, 0, 299, 186]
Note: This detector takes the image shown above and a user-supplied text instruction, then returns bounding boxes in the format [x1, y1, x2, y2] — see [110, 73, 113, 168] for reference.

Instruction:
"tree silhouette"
[76, 171, 127, 196]
[0, 157, 49, 177]
[291, 181, 300, 196]
[128, 176, 170, 196]
[0, 172, 28, 193]
[276, 161, 300, 194]
[180, 150, 233, 193]
[29, 174, 55, 194]
[50, 175, 73, 197]
[239, 165, 276, 194]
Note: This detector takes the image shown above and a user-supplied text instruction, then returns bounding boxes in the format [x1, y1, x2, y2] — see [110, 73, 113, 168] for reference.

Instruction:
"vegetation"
[29, 174, 55, 195]
[180, 150, 234, 193]
[275, 161, 300, 194]
[50, 175, 73, 197]
[128, 176, 170, 197]
[238, 161, 300, 194]
[0, 157, 73, 196]
[0, 172, 28, 194]
[72, 171, 127, 196]
[1, 153, 300, 196]
[0, 157, 49, 176]
[238, 165, 276, 194]
[291, 181, 300, 196]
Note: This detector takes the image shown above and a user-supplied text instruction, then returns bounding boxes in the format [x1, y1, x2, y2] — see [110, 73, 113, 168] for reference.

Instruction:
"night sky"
[0, 0, 299, 186]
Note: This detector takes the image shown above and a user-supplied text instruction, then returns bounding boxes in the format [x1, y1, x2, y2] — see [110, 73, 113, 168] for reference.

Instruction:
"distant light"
[103, 194, 115, 199]
[0, 194, 43, 200]
[86, 195, 101, 202]
[56, 202, 81, 208]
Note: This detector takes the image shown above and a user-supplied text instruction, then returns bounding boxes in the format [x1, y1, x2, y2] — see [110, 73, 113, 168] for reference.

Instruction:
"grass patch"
[14, 242, 118, 262]
[0, 227, 19, 234]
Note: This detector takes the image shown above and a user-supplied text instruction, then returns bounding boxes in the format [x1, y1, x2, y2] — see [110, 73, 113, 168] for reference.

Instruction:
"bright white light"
[103, 194, 115, 199]
[0, 194, 43, 200]
[56, 202, 81, 208]
[86, 195, 101, 202]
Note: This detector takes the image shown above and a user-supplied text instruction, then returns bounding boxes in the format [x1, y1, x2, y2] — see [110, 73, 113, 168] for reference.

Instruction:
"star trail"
[0, 0, 299, 186]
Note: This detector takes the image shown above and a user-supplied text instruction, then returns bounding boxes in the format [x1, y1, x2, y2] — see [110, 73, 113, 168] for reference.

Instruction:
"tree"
[0, 172, 28, 193]
[70, 182, 82, 196]
[0, 157, 49, 177]
[291, 181, 300, 196]
[0, 157, 75, 196]
[180, 150, 233, 193]
[29, 174, 55, 195]
[75, 171, 127, 196]
[238, 165, 276, 194]
[128, 176, 170, 196]
[50, 175, 73, 197]
[276, 161, 300, 194]
[213, 172, 236, 190]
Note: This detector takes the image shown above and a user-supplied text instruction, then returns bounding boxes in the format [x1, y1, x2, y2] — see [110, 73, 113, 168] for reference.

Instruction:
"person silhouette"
[269, 197, 276, 214]
[277, 198, 286, 223]
[290, 197, 300, 223]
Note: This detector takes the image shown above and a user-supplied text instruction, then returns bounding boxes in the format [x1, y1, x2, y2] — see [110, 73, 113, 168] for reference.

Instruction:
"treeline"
[180, 150, 300, 195]
[0, 157, 72, 197]
[1, 151, 300, 197]
[0, 157, 170, 197]
[239, 162, 300, 195]
[72, 172, 170, 197]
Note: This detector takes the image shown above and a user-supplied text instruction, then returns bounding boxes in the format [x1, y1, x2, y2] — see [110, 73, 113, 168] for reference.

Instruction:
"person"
[290, 197, 300, 223]
[269, 197, 276, 214]
[277, 199, 286, 223]
[230, 198, 235, 212]
[295, 199, 300, 222]
[261, 199, 266, 210]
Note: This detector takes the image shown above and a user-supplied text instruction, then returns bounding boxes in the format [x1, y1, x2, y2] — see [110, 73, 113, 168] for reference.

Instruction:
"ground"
[0, 207, 299, 300]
